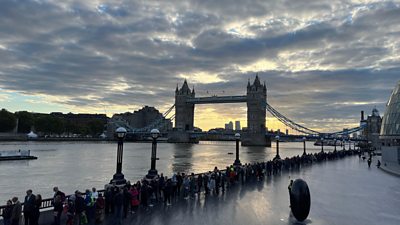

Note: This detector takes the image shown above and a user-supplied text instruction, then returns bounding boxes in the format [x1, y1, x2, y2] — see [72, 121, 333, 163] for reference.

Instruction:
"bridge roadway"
[12, 155, 399, 225]
[186, 95, 247, 104]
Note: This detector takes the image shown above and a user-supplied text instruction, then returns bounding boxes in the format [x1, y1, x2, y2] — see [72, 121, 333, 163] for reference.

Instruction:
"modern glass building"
[380, 81, 400, 175]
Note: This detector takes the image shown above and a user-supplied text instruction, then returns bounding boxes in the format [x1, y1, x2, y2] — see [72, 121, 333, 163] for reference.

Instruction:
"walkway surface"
[115, 156, 400, 225]
[25, 156, 400, 225]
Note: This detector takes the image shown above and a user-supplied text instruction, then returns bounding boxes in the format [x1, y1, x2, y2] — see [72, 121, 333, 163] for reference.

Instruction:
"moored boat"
[0, 150, 38, 161]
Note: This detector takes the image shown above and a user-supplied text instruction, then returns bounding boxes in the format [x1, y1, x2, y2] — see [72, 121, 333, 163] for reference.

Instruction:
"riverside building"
[380, 81, 400, 175]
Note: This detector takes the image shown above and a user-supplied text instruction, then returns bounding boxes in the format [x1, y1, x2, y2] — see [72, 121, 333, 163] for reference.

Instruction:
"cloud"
[0, 0, 399, 131]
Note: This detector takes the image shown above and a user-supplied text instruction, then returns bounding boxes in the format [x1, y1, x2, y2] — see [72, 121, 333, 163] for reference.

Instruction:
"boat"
[0, 150, 38, 161]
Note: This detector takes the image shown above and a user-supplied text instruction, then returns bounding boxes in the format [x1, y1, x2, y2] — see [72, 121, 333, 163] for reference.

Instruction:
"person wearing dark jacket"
[34, 194, 42, 225]
[164, 179, 173, 205]
[2, 200, 13, 225]
[122, 187, 131, 218]
[11, 197, 22, 225]
[23, 190, 36, 225]
[74, 191, 85, 225]
[197, 174, 203, 193]
[140, 181, 149, 209]
[113, 188, 123, 225]
[53, 195, 63, 225]
[104, 185, 112, 215]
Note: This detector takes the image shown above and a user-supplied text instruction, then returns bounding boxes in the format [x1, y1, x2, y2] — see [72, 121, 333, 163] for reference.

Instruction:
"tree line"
[0, 109, 106, 136]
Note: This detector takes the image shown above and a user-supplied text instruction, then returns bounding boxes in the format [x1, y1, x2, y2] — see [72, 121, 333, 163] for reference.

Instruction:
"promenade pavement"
[16, 155, 400, 225]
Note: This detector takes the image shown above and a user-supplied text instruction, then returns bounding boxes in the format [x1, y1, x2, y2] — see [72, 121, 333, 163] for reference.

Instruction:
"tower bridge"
[170, 75, 270, 146]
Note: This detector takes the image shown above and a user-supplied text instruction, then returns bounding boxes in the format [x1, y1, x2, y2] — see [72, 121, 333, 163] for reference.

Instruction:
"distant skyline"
[0, 0, 399, 132]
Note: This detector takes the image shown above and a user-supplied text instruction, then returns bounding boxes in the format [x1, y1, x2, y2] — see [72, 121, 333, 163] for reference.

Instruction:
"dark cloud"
[0, 0, 399, 131]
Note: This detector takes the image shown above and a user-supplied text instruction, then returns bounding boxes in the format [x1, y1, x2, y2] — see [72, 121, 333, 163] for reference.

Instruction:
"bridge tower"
[242, 75, 270, 146]
[174, 80, 195, 131]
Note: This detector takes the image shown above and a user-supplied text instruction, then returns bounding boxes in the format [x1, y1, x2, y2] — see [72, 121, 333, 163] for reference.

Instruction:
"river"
[0, 141, 336, 203]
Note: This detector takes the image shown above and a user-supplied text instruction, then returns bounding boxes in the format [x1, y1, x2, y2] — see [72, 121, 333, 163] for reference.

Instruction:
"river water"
[0, 141, 336, 203]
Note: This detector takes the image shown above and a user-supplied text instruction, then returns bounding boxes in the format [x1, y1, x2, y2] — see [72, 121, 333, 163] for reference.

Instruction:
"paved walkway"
[27, 155, 400, 225]
[112, 156, 399, 225]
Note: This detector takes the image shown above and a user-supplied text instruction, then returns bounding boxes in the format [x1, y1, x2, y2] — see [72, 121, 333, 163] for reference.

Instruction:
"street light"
[233, 133, 241, 166]
[343, 138, 346, 150]
[334, 139, 337, 152]
[302, 136, 307, 156]
[320, 137, 324, 153]
[275, 135, 281, 160]
[111, 127, 127, 185]
[146, 128, 160, 179]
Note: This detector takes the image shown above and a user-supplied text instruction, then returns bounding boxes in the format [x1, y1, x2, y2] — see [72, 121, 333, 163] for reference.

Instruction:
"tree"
[87, 119, 105, 136]
[15, 111, 34, 133]
[0, 109, 17, 132]
[35, 115, 65, 135]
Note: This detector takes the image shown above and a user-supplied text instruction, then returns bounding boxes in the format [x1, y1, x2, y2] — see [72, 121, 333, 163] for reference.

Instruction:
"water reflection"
[172, 143, 194, 174]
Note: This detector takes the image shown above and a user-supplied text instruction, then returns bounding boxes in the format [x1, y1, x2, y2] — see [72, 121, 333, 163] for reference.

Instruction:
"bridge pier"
[241, 132, 271, 146]
[167, 130, 198, 143]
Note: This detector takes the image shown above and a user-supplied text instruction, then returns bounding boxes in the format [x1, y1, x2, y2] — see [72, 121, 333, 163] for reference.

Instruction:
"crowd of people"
[1, 148, 362, 225]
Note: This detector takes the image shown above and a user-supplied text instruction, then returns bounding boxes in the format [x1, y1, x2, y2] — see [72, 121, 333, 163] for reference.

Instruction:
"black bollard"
[289, 179, 311, 222]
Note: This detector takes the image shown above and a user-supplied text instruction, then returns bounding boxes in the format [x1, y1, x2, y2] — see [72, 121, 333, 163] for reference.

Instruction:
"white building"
[380, 80, 400, 175]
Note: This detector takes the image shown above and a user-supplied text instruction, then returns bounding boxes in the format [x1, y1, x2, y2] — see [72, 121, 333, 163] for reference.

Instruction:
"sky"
[0, 0, 399, 132]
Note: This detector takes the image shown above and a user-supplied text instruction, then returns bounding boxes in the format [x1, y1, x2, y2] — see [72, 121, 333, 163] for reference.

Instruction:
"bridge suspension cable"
[266, 103, 367, 137]
[265, 103, 321, 136]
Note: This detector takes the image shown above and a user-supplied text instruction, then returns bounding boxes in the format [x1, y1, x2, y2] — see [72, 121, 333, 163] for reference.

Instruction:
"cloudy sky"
[0, 0, 399, 132]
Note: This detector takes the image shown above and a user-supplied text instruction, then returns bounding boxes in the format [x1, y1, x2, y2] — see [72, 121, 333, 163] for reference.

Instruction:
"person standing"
[11, 197, 22, 225]
[74, 191, 85, 225]
[24, 190, 36, 225]
[288, 180, 293, 208]
[113, 188, 123, 225]
[95, 193, 105, 224]
[104, 185, 112, 215]
[140, 181, 149, 209]
[33, 194, 42, 225]
[84, 189, 95, 224]
[197, 174, 203, 193]
[2, 200, 13, 225]
[129, 186, 140, 213]
[91, 188, 98, 201]
[164, 179, 172, 206]
[53, 195, 63, 225]
[176, 173, 183, 197]
[122, 187, 131, 218]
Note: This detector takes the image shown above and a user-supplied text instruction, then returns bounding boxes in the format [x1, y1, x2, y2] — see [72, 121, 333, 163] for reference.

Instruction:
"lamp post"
[343, 138, 346, 150]
[111, 127, 127, 185]
[320, 137, 324, 153]
[302, 136, 307, 156]
[233, 133, 241, 166]
[146, 128, 160, 179]
[275, 135, 281, 160]
[334, 139, 337, 152]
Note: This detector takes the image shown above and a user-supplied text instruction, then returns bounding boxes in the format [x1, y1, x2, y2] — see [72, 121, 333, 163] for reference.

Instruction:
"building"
[365, 108, 382, 150]
[112, 106, 172, 132]
[380, 81, 400, 175]
[225, 121, 233, 131]
[235, 121, 241, 131]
